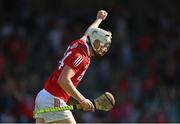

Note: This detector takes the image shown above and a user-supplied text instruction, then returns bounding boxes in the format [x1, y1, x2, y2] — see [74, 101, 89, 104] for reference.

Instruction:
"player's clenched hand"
[80, 99, 95, 112]
[96, 10, 108, 20]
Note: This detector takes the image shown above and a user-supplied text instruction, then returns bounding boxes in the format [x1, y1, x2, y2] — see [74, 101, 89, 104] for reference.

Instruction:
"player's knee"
[36, 118, 45, 123]
[51, 117, 76, 124]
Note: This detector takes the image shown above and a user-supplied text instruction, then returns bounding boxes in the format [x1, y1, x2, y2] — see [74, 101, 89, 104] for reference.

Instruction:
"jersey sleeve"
[64, 51, 84, 73]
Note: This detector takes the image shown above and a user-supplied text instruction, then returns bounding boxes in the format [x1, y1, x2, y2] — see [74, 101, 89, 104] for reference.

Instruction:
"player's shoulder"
[70, 47, 89, 66]
[64, 49, 88, 69]
[70, 36, 87, 52]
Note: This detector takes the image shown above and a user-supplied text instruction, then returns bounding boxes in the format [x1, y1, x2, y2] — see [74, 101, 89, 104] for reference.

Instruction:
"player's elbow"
[58, 75, 70, 89]
[58, 65, 75, 90]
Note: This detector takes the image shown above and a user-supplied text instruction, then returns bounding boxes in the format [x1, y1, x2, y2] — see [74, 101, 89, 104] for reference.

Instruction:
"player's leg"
[34, 89, 75, 123]
[34, 90, 46, 123]
[35, 118, 45, 123]
[50, 116, 76, 124]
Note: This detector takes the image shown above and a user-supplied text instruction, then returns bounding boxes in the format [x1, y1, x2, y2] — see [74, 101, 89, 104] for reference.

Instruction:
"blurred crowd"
[0, 0, 180, 123]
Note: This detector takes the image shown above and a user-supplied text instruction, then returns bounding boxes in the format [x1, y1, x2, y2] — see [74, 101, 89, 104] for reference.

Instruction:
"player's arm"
[58, 65, 85, 102]
[58, 65, 94, 111]
[85, 10, 108, 35]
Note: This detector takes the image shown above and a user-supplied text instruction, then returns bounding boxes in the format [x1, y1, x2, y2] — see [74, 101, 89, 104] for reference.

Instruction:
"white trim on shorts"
[34, 89, 74, 122]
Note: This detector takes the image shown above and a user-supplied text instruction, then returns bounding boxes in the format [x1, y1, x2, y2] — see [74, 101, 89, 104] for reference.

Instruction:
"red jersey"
[44, 36, 90, 103]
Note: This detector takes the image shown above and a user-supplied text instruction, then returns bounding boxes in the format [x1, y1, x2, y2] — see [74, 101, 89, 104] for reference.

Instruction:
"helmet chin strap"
[87, 36, 101, 57]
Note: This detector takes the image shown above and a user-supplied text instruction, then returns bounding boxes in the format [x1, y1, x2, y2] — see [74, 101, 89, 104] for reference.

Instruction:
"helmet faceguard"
[87, 27, 112, 56]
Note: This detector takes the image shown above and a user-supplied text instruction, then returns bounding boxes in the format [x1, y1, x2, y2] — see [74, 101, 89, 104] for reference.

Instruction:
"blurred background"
[0, 0, 180, 123]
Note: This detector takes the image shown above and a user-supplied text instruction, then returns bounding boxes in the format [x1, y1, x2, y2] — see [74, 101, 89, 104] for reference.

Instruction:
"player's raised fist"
[96, 10, 108, 20]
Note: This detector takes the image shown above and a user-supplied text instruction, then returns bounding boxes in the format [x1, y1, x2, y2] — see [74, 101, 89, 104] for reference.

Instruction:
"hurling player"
[34, 10, 112, 123]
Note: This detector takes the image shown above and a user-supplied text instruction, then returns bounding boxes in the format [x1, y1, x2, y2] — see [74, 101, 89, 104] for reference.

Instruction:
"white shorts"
[34, 89, 73, 122]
